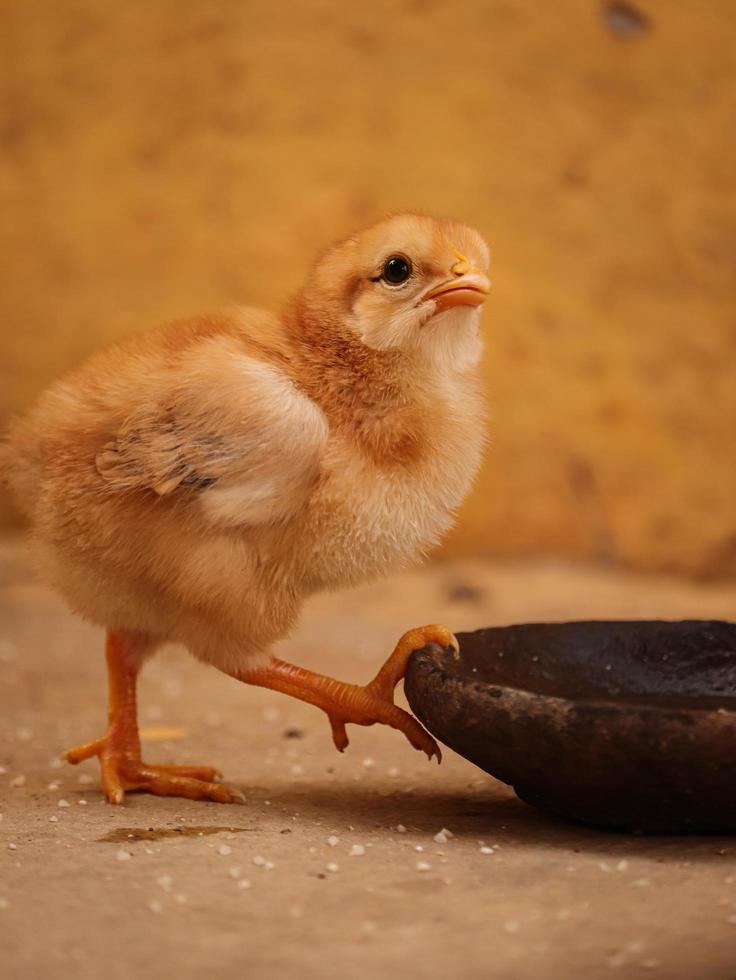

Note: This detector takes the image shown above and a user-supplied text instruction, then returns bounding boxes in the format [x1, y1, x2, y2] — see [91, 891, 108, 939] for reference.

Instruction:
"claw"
[328, 714, 350, 752]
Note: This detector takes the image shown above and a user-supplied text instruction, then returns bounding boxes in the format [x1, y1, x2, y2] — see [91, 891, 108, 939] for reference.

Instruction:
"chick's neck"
[283, 295, 430, 466]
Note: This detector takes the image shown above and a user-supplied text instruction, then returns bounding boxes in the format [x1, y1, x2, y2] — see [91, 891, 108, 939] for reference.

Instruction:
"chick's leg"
[237, 625, 456, 761]
[63, 631, 243, 804]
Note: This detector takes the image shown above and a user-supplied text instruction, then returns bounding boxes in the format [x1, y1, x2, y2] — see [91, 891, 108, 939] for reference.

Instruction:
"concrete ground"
[1, 535, 735, 980]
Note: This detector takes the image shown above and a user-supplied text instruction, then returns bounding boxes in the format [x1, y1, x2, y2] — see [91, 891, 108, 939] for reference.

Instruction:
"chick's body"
[4, 213, 490, 803]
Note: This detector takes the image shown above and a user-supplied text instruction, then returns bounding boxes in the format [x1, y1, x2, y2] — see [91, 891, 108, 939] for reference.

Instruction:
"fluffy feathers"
[3, 213, 489, 674]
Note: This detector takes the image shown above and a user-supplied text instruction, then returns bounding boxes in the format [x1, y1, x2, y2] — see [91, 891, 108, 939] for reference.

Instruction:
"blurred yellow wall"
[1, 1, 734, 577]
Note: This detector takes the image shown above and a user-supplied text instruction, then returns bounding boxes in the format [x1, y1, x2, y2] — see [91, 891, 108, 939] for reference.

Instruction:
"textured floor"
[1, 536, 735, 980]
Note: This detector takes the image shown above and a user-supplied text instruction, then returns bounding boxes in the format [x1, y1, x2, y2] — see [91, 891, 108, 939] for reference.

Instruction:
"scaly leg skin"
[63, 631, 244, 804]
[237, 624, 457, 762]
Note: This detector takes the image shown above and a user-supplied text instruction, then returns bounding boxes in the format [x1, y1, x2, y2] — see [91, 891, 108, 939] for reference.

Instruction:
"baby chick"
[2, 213, 490, 803]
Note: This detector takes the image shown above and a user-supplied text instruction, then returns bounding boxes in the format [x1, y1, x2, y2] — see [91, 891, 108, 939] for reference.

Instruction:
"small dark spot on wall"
[350, 30, 380, 52]
[650, 516, 676, 542]
[405, 0, 435, 13]
[704, 532, 736, 579]
[195, 15, 231, 41]
[601, 1, 652, 39]
[561, 167, 589, 188]
[59, 17, 103, 51]
[0, 115, 27, 151]
[598, 399, 625, 424]
[136, 141, 163, 169]
[220, 60, 249, 86]
[533, 308, 559, 332]
[567, 454, 616, 563]
[638, 357, 669, 385]
[504, 335, 529, 362]
[561, 155, 589, 188]
[446, 582, 485, 604]
[567, 455, 596, 500]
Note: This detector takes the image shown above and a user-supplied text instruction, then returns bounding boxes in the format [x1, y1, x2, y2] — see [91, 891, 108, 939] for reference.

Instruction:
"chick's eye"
[381, 256, 412, 285]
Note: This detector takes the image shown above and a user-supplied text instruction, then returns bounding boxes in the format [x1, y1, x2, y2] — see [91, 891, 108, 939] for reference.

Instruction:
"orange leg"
[63, 631, 244, 804]
[236, 624, 457, 761]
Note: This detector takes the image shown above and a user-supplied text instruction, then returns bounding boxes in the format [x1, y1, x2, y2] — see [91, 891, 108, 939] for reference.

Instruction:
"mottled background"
[1, 0, 734, 577]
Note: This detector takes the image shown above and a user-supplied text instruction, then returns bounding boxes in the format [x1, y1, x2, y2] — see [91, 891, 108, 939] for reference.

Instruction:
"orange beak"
[421, 272, 490, 313]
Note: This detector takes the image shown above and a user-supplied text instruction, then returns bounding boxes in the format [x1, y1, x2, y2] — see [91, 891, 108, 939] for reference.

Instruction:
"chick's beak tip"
[423, 273, 490, 313]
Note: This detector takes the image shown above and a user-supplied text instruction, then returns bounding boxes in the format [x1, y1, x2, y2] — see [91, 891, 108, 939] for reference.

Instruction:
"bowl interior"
[454, 620, 736, 709]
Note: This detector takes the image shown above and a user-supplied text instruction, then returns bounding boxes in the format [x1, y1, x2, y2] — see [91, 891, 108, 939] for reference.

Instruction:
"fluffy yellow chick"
[2, 213, 490, 804]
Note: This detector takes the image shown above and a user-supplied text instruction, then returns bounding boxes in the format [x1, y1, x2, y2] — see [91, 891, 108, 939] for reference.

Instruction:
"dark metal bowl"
[405, 620, 736, 833]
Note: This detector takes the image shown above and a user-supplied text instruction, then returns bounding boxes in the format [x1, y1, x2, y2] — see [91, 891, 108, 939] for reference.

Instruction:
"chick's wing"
[95, 337, 328, 526]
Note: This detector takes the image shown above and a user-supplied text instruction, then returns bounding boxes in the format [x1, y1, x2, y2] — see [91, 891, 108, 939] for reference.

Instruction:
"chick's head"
[298, 214, 490, 363]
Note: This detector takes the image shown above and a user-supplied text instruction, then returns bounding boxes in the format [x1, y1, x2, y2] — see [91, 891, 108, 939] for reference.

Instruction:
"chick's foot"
[63, 630, 244, 804]
[63, 737, 242, 804]
[238, 624, 457, 762]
